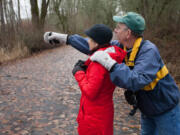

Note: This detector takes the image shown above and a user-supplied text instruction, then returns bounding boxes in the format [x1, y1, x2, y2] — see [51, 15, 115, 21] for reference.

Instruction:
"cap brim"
[113, 16, 124, 23]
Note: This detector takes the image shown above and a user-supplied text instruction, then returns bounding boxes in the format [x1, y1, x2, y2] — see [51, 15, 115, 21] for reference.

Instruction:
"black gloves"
[72, 60, 87, 76]
[124, 90, 138, 116]
[74, 60, 86, 68]
[124, 90, 137, 105]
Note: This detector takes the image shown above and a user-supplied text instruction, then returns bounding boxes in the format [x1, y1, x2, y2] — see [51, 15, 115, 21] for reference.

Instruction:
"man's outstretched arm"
[67, 34, 90, 55]
[44, 32, 122, 55]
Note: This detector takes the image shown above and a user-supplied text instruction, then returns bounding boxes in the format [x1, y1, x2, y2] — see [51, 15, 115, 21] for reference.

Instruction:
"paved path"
[0, 45, 140, 135]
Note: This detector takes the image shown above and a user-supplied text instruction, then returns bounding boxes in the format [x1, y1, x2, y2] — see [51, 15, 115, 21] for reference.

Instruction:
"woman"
[72, 24, 126, 135]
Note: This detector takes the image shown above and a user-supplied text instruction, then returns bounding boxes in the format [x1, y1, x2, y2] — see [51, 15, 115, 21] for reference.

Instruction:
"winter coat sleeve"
[67, 34, 90, 55]
[67, 34, 121, 55]
[110, 45, 161, 91]
[74, 62, 107, 101]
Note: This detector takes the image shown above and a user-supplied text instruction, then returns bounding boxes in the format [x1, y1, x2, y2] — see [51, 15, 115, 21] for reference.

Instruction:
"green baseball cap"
[113, 12, 145, 34]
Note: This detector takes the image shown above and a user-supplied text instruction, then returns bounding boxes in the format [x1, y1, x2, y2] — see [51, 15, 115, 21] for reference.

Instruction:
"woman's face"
[88, 38, 98, 51]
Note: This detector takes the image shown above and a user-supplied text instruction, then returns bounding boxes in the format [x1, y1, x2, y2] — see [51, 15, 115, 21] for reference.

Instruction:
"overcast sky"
[13, 0, 30, 19]
[13, 0, 42, 19]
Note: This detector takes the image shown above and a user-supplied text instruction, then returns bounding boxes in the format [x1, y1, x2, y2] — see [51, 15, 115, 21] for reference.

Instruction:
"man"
[44, 12, 180, 135]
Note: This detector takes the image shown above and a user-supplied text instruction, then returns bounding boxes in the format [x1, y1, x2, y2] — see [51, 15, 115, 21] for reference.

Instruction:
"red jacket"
[74, 45, 126, 135]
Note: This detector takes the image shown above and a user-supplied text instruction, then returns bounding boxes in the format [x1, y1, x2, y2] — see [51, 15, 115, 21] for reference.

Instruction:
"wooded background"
[0, 0, 180, 82]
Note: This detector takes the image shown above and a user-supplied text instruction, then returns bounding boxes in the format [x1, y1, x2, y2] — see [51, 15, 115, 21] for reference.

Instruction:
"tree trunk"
[0, 0, 5, 33]
[3, 0, 9, 24]
[53, 0, 68, 32]
[40, 0, 50, 29]
[9, 0, 16, 34]
[30, 0, 39, 29]
[17, 0, 21, 22]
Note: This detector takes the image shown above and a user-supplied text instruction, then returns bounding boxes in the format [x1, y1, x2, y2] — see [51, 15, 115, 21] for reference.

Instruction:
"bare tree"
[3, 0, 8, 24]
[40, 0, 50, 28]
[0, 0, 5, 33]
[52, 0, 69, 32]
[17, 0, 21, 23]
[30, 0, 39, 28]
[30, 0, 50, 30]
[9, 0, 16, 34]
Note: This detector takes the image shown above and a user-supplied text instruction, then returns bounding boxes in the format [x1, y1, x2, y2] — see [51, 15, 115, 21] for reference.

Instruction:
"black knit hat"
[85, 24, 113, 45]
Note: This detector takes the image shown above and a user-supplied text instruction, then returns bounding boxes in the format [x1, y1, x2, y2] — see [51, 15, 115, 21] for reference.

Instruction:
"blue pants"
[141, 103, 180, 135]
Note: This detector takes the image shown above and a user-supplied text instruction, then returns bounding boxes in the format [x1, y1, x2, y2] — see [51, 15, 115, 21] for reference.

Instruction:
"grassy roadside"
[0, 43, 30, 64]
